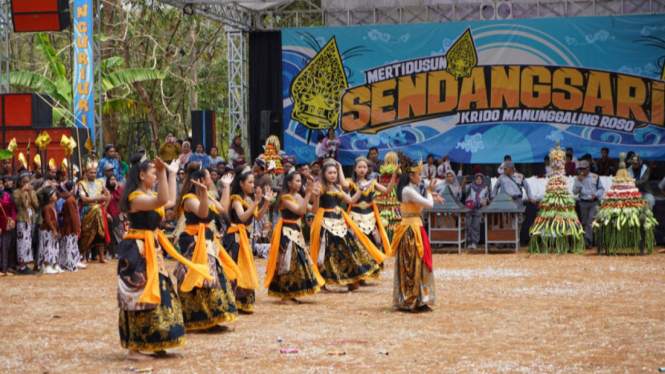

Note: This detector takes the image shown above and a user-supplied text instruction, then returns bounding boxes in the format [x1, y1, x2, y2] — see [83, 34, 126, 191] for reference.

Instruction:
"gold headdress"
[34, 154, 42, 168]
[61, 158, 68, 172]
[7, 138, 17, 154]
[322, 158, 337, 167]
[17, 152, 27, 169]
[60, 135, 77, 156]
[397, 151, 422, 174]
[84, 157, 98, 171]
[355, 155, 368, 164]
[48, 158, 57, 171]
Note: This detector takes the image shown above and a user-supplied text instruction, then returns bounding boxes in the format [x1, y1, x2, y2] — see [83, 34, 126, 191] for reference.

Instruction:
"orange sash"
[124, 229, 213, 305]
[227, 223, 259, 290]
[265, 218, 324, 288]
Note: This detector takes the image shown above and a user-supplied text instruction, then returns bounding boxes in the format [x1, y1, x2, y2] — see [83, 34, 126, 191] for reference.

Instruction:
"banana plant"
[9, 32, 166, 126]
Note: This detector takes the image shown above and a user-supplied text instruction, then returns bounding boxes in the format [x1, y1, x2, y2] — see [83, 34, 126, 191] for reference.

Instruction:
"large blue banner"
[282, 15, 665, 164]
[73, 0, 94, 140]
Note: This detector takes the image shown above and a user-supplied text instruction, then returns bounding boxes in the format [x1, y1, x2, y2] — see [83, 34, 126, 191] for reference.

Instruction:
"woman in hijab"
[178, 141, 193, 164]
[464, 173, 489, 249]
[0, 177, 17, 276]
[228, 136, 246, 166]
[434, 163, 464, 202]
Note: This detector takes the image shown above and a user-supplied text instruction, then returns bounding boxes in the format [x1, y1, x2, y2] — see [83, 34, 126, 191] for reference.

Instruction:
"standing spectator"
[208, 169, 220, 200]
[321, 128, 341, 160]
[99, 164, 115, 184]
[302, 212, 315, 248]
[0, 178, 16, 276]
[272, 156, 295, 190]
[580, 154, 598, 174]
[497, 155, 512, 176]
[208, 146, 224, 168]
[437, 155, 462, 180]
[176, 168, 186, 196]
[158, 132, 182, 163]
[492, 162, 537, 206]
[544, 156, 552, 177]
[116, 151, 129, 178]
[367, 147, 383, 175]
[565, 154, 577, 176]
[105, 175, 124, 260]
[465, 173, 489, 249]
[311, 161, 321, 182]
[178, 141, 193, 164]
[13, 172, 38, 275]
[421, 154, 437, 181]
[596, 147, 614, 176]
[573, 160, 605, 249]
[97, 144, 124, 183]
[254, 159, 272, 190]
[315, 134, 326, 163]
[3, 175, 14, 195]
[566, 147, 580, 169]
[229, 135, 246, 166]
[187, 144, 210, 169]
[56, 181, 84, 271]
[38, 189, 61, 274]
[298, 163, 311, 197]
[629, 154, 655, 208]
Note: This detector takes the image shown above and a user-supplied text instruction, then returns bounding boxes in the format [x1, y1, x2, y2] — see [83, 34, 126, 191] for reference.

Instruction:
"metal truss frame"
[227, 26, 249, 158]
[0, 1, 10, 93]
[160, 0, 665, 156]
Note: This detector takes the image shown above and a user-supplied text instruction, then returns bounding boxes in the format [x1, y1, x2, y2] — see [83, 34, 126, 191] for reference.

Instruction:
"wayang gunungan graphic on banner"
[281, 14, 665, 164]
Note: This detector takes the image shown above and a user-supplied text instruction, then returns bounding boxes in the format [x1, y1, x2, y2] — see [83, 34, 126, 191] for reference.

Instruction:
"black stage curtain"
[248, 31, 282, 160]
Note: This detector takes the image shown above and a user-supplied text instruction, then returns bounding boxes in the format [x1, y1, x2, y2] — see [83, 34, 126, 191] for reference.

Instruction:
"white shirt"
[402, 184, 433, 209]
[420, 164, 437, 180]
[315, 143, 325, 159]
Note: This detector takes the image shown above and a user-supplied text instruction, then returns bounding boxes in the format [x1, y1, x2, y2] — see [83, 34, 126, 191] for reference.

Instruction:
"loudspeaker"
[1, 93, 53, 127]
[11, 0, 71, 32]
[191, 110, 215, 154]
[32, 94, 54, 128]
[260, 110, 282, 141]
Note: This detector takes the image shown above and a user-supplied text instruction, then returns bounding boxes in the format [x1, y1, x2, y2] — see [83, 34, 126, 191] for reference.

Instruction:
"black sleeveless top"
[128, 210, 162, 231]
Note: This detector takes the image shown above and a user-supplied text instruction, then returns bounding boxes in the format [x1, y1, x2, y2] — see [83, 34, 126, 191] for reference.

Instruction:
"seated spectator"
[565, 154, 577, 176]
[596, 147, 615, 176]
[187, 144, 210, 169]
[178, 141, 192, 164]
[302, 212, 315, 249]
[252, 220, 273, 259]
[544, 155, 552, 177]
[229, 135, 246, 166]
[161, 209, 177, 238]
[208, 146, 224, 168]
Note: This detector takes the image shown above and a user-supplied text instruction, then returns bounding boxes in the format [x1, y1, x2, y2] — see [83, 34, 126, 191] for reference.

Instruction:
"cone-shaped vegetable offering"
[375, 152, 402, 240]
[593, 153, 658, 255]
[261, 135, 284, 179]
[528, 141, 585, 254]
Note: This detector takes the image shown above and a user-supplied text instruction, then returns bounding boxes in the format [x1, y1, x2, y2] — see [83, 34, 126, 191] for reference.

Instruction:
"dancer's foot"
[99, 258, 108, 264]
[347, 282, 360, 292]
[152, 350, 179, 358]
[281, 298, 300, 305]
[359, 280, 367, 286]
[320, 285, 333, 293]
[415, 305, 433, 313]
[205, 325, 235, 333]
[127, 350, 152, 361]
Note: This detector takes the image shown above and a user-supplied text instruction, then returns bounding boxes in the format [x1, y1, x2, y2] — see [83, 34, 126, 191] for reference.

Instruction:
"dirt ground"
[2, 247, 665, 373]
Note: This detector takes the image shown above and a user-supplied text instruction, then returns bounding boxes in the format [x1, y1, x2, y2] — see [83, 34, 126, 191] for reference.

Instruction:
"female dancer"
[223, 166, 274, 313]
[117, 156, 212, 361]
[310, 159, 387, 292]
[391, 152, 444, 312]
[173, 161, 240, 331]
[265, 170, 323, 303]
[341, 155, 397, 256]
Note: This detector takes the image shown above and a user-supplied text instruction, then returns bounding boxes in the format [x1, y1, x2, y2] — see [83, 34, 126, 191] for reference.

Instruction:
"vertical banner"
[73, 0, 94, 140]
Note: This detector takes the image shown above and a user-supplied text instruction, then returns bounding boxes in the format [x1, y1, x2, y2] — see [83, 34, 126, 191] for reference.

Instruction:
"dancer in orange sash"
[265, 170, 322, 303]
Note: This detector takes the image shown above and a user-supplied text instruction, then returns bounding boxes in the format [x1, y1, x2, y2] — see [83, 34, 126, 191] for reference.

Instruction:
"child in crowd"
[161, 209, 178, 249]
[252, 220, 273, 259]
[38, 189, 62, 274]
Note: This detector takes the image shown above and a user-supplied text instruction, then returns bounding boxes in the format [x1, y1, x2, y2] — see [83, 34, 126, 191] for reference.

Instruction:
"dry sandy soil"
[2, 247, 665, 373]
